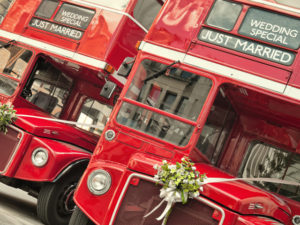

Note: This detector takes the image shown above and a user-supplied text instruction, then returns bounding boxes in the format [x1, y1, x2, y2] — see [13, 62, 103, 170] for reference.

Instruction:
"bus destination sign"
[30, 18, 83, 40]
[29, 3, 95, 40]
[239, 8, 300, 50]
[54, 3, 95, 30]
[199, 28, 295, 66]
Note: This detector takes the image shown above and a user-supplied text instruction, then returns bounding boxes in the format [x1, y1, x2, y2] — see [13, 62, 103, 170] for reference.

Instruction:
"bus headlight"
[87, 169, 111, 195]
[31, 148, 49, 167]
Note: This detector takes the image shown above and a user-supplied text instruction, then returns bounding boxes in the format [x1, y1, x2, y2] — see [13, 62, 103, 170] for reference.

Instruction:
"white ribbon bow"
[144, 187, 185, 225]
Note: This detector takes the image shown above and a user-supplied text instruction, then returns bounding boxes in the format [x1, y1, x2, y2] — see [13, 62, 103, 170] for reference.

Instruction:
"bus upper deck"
[144, 0, 300, 101]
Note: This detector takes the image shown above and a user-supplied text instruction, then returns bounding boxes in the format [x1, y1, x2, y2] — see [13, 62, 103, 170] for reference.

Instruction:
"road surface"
[0, 183, 44, 225]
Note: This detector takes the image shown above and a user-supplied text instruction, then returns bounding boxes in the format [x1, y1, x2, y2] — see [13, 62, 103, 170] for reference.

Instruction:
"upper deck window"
[82, 0, 130, 10]
[239, 142, 300, 202]
[35, 0, 59, 19]
[116, 59, 212, 146]
[134, 0, 163, 30]
[0, 0, 15, 24]
[275, 0, 300, 8]
[206, 0, 242, 31]
[239, 8, 300, 49]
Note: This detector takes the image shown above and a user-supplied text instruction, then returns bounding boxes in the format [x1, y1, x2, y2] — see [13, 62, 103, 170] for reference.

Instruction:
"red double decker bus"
[71, 0, 300, 224]
[0, 0, 164, 224]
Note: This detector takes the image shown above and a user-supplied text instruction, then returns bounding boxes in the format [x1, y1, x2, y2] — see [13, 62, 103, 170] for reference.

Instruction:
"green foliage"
[154, 157, 206, 204]
[0, 103, 17, 134]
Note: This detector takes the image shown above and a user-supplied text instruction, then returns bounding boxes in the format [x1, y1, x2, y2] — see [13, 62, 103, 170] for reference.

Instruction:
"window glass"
[196, 90, 236, 164]
[134, 0, 163, 30]
[35, 0, 59, 19]
[125, 59, 212, 122]
[0, 0, 14, 24]
[24, 59, 72, 118]
[0, 76, 17, 96]
[240, 142, 300, 202]
[0, 41, 32, 79]
[117, 102, 194, 146]
[82, 0, 130, 10]
[77, 99, 112, 135]
[206, 0, 242, 31]
[0, 41, 32, 96]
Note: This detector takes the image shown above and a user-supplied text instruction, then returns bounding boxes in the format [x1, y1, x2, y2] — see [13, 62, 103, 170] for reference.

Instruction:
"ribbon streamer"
[204, 177, 300, 186]
[146, 177, 300, 224]
[17, 114, 104, 129]
[144, 188, 183, 225]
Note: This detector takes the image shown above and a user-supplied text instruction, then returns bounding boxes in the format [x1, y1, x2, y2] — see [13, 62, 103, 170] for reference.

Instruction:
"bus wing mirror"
[117, 57, 134, 78]
[100, 81, 117, 99]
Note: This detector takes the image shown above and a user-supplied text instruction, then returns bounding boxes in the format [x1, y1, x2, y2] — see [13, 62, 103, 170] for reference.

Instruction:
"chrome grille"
[0, 126, 23, 173]
[113, 176, 221, 225]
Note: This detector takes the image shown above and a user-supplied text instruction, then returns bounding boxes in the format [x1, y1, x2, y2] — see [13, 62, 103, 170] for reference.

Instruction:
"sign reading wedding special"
[29, 3, 95, 40]
[199, 28, 295, 66]
[239, 8, 300, 49]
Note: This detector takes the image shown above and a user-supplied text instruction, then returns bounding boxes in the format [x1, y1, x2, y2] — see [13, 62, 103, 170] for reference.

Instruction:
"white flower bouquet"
[0, 103, 17, 134]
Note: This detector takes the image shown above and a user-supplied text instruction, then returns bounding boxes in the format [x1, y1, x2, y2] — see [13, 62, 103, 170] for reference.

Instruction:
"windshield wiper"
[144, 60, 180, 83]
[0, 40, 15, 49]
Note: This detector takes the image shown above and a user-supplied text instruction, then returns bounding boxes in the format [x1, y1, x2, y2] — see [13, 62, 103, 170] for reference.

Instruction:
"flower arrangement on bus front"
[145, 157, 206, 225]
[0, 103, 17, 134]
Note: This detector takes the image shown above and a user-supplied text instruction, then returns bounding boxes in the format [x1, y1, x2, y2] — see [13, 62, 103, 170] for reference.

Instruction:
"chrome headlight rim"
[31, 147, 49, 167]
[87, 169, 112, 195]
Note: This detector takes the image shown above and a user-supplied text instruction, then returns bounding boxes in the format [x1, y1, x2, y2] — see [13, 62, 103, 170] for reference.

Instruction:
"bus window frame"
[114, 54, 217, 148]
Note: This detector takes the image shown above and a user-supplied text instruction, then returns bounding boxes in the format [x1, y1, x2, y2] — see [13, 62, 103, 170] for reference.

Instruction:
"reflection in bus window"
[25, 59, 72, 118]
[0, 42, 32, 79]
[77, 99, 112, 135]
[206, 0, 242, 31]
[117, 102, 194, 146]
[239, 142, 300, 202]
[272, 0, 300, 9]
[0, 76, 17, 96]
[126, 59, 212, 122]
[197, 90, 236, 164]
[83, 0, 130, 10]
[35, 0, 59, 19]
[134, 0, 163, 30]
[118, 59, 212, 146]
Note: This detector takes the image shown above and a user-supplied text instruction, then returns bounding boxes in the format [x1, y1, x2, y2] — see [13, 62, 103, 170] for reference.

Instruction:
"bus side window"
[196, 90, 236, 165]
[24, 58, 72, 117]
[133, 0, 163, 30]
[0, 48, 10, 73]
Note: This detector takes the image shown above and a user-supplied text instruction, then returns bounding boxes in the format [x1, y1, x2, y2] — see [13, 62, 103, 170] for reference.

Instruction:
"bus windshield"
[0, 41, 33, 96]
[117, 59, 212, 146]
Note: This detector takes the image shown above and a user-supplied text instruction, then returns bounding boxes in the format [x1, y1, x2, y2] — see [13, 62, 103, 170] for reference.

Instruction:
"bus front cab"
[71, 53, 300, 225]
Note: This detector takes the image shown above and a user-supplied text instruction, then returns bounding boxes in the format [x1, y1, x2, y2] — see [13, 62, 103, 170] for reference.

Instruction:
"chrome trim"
[70, 0, 148, 33]
[105, 129, 116, 141]
[109, 173, 225, 225]
[139, 41, 300, 102]
[31, 147, 49, 167]
[0, 125, 24, 174]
